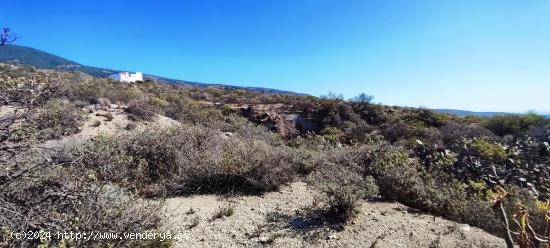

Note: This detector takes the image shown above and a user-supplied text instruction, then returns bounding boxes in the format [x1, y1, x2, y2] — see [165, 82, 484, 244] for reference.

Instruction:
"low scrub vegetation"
[307, 164, 379, 224]
[484, 112, 546, 136]
[0, 148, 162, 247]
[72, 125, 297, 196]
[125, 100, 159, 121]
[210, 204, 235, 221]
[32, 98, 84, 140]
[1, 65, 549, 247]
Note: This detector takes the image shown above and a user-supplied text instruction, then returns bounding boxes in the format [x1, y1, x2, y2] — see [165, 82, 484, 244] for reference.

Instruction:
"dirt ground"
[161, 182, 505, 248]
[40, 105, 179, 149]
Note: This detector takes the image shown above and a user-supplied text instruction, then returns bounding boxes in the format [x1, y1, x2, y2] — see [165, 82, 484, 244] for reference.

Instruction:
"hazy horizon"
[3, 0, 550, 113]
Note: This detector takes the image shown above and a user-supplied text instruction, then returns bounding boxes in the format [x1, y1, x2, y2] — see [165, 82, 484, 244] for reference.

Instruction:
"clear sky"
[2, 0, 550, 113]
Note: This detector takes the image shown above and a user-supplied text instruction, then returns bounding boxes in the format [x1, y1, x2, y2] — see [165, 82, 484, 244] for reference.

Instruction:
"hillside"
[1, 65, 549, 247]
[0, 44, 304, 95]
[0, 44, 115, 77]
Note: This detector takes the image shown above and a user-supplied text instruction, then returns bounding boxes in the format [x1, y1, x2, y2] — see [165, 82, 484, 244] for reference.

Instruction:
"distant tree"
[321, 91, 344, 100]
[0, 28, 18, 45]
[350, 93, 374, 103]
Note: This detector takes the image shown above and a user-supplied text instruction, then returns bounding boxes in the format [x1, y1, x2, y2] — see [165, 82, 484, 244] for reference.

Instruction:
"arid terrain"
[1, 64, 549, 247]
[25, 105, 506, 247]
[162, 182, 505, 248]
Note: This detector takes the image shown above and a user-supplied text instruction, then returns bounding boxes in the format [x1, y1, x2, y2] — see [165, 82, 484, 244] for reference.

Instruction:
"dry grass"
[210, 204, 235, 221]
[187, 216, 200, 229]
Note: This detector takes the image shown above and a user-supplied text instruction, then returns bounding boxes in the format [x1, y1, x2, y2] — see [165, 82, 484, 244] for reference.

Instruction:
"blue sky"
[2, 0, 550, 113]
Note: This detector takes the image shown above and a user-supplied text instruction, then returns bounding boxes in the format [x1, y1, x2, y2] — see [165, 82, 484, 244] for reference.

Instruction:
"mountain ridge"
[0, 44, 306, 96]
[433, 108, 550, 118]
[2, 44, 546, 117]
[432, 109, 515, 117]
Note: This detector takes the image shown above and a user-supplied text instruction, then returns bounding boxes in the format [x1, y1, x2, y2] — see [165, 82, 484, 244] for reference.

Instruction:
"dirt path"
[162, 182, 505, 248]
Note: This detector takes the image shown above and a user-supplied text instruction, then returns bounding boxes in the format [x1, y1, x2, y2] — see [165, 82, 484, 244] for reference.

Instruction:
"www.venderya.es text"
[10, 230, 179, 242]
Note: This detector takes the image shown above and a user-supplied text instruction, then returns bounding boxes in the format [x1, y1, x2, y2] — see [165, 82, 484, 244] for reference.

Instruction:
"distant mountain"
[0, 44, 305, 95]
[0, 44, 116, 77]
[433, 109, 518, 117]
[434, 109, 550, 118]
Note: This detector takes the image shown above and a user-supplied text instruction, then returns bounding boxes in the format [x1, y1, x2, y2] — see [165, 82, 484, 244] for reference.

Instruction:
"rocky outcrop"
[237, 104, 320, 137]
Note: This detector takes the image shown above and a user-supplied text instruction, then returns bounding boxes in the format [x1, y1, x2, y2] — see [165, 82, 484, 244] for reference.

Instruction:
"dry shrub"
[0, 149, 162, 247]
[210, 204, 235, 221]
[125, 122, 137, 130]
[96, 111, 114, 121]
[60, 74, 144, 104]
[74, 125, 297, 196]
[162, 96, 223, 125]
[31, 99, 84, 140]
[441, 121, 495, 149]
[497, 187, 550, 242]
[97, 97, 111, 108]
[125, 100, 158, 121]
[528, 125, 550, 142]
[307, 163, 379, 224]
[90, 120, 101, 127]
[381, 121, 413, 144]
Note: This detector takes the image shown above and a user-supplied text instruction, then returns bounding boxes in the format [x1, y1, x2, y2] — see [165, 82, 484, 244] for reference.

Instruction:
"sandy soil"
[162, 182, 505, 248]
[0, 105, 22, 118]
[39, 106, 179, 150]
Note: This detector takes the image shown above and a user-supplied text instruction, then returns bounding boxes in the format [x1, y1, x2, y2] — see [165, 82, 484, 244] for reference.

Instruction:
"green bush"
[351, 139, 503, 234]
[472, 139, 507, 161]
[484, 113, 546, 136]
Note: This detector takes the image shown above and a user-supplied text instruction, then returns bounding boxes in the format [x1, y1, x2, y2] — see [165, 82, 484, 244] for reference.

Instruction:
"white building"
[109, 71, 143, 83]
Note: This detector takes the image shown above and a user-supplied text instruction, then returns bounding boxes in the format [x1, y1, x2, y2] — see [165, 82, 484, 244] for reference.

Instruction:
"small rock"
[461, 224, 471, 232]
[258, 235, 271, 243]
